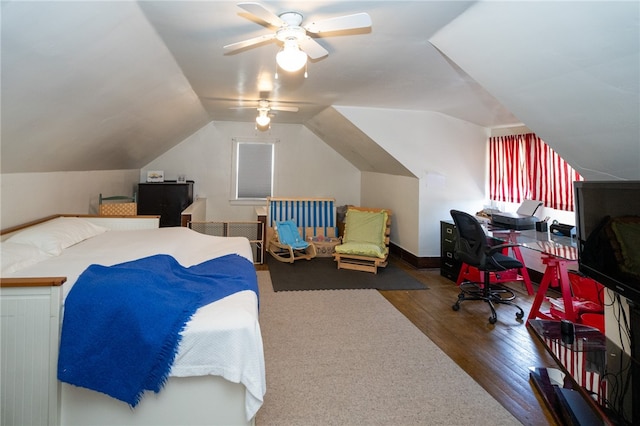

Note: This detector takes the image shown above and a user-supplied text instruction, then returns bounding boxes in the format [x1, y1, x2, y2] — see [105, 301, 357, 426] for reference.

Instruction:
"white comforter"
[6, 226, 266, 420]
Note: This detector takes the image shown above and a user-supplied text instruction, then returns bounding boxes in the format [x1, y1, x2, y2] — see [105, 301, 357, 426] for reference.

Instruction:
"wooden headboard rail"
[0, 277, 67, 288]
[1, 214, 160, 240]
[0, 214, 62, 238]
[0, 214, 159, 288]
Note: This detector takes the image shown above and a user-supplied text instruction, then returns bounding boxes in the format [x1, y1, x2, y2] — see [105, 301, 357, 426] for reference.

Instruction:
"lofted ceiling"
[1, 1, 638, 180]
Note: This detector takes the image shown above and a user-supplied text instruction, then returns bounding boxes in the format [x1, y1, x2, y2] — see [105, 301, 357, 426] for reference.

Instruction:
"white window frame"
[230, 138, 277, 205]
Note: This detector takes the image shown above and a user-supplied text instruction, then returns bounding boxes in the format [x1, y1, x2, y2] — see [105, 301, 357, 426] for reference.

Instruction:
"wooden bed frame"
[0, 214, 256, 426]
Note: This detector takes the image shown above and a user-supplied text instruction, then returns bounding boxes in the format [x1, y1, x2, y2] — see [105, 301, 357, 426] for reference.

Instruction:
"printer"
[491, 200, 543, 231]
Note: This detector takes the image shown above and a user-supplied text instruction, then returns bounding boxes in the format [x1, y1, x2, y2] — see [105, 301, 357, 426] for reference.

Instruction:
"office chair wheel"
[489, 315, 497, 324]
[515, 311, 525, 321]
[452, 303, 460, 311]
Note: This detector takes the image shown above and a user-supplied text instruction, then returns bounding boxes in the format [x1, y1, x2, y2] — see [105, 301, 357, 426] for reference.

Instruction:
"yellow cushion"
[343, 210, 388, 245]
[335, 242, 388, 259]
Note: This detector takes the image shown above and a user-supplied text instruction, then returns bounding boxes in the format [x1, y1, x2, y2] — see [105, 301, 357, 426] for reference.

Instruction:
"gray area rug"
[266, 256, 428, 291]
[255, 271, 521, 425]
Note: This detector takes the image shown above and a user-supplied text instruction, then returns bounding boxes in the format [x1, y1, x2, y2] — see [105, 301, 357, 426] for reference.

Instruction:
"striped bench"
[266, 197, 338, 242]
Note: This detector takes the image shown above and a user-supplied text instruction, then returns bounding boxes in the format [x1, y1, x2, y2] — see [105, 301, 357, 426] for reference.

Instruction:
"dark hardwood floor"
[258, 255, 560, 425]
[381, 255, 559, 426]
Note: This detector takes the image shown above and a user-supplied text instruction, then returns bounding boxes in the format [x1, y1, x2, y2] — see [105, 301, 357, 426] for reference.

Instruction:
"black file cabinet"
[440, 221, 461, 282]
[137, 182, 194, 227]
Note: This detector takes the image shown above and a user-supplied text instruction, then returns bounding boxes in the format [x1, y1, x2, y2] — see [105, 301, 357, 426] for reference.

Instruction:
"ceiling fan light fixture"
[256, 110, 271, 127]
[256, 122, 271, 131]
[276, 39, 307, 72]
[256, 115, 271, 126]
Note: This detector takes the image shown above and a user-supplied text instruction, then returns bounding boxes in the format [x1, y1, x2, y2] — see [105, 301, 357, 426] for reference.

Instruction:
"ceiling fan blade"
[304, 13, 372, 34]
[271, 105, 299, 113]
[223, 33, 276, 51]
[299, 37, 328, 60]
[237, 2, 284, 28]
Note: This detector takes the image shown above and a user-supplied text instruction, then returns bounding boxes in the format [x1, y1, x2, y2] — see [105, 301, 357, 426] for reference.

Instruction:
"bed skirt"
[61, 375, 254, 426]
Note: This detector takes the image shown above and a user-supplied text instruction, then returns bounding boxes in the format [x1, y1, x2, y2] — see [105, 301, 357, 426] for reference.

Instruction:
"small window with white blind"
[231, 139, 275, 203]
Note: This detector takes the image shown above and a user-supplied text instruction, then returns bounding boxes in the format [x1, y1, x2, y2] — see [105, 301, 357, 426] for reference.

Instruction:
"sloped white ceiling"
[1, 1, 210, 173]
[430, 1, 640, 180]
[306, 107, 415, 177]
[1, 1, 638, 180]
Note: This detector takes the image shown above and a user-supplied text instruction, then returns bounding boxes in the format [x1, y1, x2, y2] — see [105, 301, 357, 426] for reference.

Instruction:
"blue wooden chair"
[268, 220, 317, 263]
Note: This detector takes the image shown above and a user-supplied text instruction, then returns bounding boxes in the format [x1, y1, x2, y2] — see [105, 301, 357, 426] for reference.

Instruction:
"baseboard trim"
[389, 243, 439, 269]
[389, 242, 544, 282]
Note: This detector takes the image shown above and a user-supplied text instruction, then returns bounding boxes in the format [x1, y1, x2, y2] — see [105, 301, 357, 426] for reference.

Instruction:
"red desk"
[527, 255, 579, 322]
[484, 227, 581, 323]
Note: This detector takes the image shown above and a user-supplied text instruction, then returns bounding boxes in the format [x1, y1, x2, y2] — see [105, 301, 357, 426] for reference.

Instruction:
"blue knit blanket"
[57, 253, 258, 407]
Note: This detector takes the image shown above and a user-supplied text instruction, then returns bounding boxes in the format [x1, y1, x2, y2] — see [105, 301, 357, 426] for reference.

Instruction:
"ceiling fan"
[230, 99, 299, 127]
[224, 2, 372, 73]
[229, 99, 299, 113]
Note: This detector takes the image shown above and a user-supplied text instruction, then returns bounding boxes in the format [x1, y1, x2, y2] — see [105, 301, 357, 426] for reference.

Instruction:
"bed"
[0, 215, 265, 426]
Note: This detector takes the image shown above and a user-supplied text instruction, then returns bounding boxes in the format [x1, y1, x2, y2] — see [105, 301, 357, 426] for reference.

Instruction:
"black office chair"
[450, 209, 525, 324]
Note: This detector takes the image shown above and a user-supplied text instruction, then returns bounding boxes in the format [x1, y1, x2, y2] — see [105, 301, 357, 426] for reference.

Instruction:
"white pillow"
[5, 217, 108, 255]
[1, 242, 52, 275]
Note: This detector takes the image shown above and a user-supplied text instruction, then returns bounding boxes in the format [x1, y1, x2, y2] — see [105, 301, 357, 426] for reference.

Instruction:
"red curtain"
[489, 133, 582, 211]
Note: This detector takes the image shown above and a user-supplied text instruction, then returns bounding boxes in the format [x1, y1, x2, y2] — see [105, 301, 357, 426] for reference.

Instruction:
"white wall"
[361, 172, 420, 254]
[0, 170, 139, 229]
[338, 107, 488, 257]
[1, 112, 488, 260]
[141, 121, 361, 222]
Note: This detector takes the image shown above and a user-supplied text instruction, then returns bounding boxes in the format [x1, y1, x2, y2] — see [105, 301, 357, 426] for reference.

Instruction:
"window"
[232, 139, 275, 201]
[489, 133, 582, 211]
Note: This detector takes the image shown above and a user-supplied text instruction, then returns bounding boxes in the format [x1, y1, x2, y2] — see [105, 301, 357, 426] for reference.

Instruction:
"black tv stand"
[529, 317, 639, 425]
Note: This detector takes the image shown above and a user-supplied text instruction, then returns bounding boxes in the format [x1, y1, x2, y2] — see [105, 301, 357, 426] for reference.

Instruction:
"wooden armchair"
[333, 206, 392, 274]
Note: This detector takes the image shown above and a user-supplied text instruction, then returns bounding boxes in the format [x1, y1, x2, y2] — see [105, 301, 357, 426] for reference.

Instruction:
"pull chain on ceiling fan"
[224, 2, 372, 75]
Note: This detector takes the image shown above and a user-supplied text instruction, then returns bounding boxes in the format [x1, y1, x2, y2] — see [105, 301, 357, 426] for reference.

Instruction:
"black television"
[574, 181, 640, 304]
